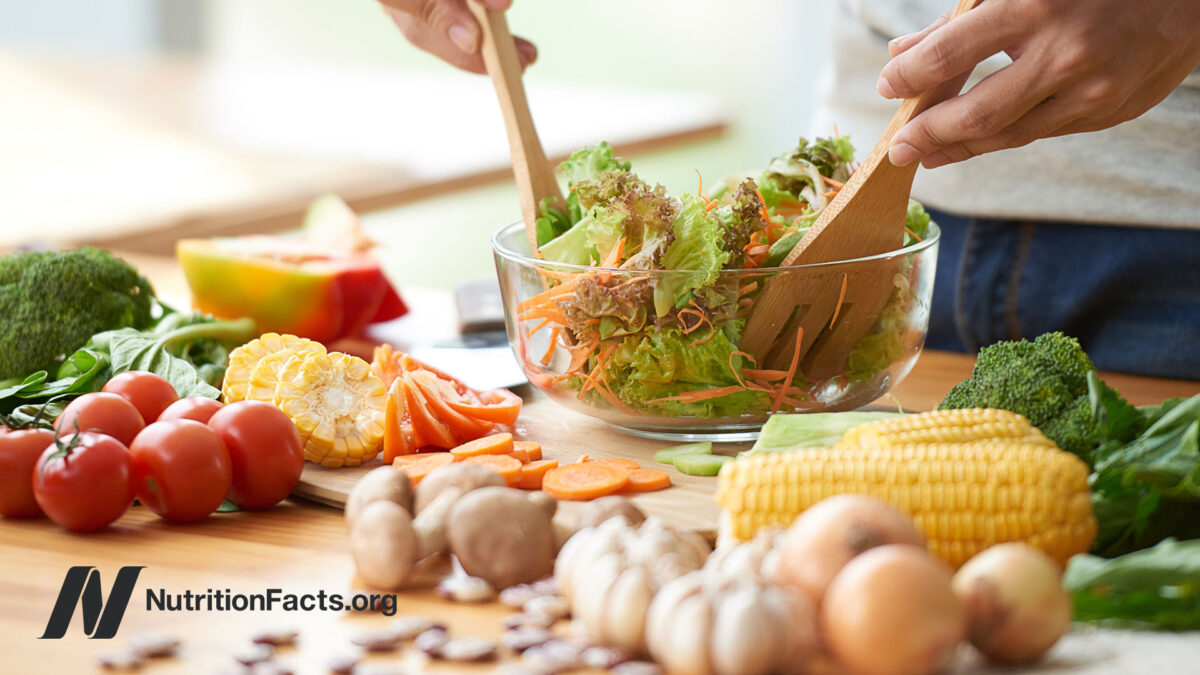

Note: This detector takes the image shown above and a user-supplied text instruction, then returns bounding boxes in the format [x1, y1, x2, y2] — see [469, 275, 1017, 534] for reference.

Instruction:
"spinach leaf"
[1065, 538, 1200, 630]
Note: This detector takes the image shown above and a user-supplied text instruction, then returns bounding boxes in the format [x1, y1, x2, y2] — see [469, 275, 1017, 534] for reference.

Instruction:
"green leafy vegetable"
[653, 194, 731, 316]
[748, 411, 905, 454]
[0, 246, 156, 379]
[558, 142, 632, 224]
[758, 136, 853, 211]
[1065, 538, 1200, 630]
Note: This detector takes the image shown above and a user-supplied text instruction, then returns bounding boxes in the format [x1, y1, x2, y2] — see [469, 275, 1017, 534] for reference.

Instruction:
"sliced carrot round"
[542, 462, 629, 501]
[462, 453, 524, 486]
[515, 459, 558, 489]
[583, 456, 641, 471]
[510, 441, 543, 464]
[395, 452, 455, 486]
[620, 468, 672, 493]
[450, 432, 515, 459]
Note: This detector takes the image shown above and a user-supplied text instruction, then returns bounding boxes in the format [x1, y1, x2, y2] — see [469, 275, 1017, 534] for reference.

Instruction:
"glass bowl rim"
[492, 220, 940, 274]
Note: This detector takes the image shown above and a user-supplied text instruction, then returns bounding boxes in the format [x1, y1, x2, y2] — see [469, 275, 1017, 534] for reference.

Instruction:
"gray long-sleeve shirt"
[812, 1, 1200, 229]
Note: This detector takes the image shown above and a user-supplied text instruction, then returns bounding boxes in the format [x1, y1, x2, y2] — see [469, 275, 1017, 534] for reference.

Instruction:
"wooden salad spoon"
[468, 1, 564, 256]
[741, 0, 981, 378]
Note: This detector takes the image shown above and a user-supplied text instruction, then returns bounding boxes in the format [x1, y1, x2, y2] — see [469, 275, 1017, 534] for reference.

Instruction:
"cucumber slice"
[653, 441, 713, 465]
[673, 453, 732, 477]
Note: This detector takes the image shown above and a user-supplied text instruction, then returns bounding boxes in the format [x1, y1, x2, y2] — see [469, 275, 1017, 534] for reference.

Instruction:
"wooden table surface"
[3, 264, 1199, 673]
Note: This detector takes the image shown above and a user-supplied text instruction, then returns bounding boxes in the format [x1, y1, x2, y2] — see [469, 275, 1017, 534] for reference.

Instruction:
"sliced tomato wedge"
[445, 388, 523, 425]
[409, 371, 495, 441]
[383, 380, 416, 463]
[403, 374, 457, 449]
[372, 344, 524, 446]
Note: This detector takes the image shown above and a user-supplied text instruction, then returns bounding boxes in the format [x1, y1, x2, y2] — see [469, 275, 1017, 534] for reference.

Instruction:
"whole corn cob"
[223, 332, 324, 403]
[838, 408, 1054, 449]
[716, 441, 1096, 568]
[274, 351, 387, 468]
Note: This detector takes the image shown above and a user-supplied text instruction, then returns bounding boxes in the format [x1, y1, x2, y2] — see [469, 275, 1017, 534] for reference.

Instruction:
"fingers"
[888, 56, 1058, 166]
[919, 95, 1083, 168]
[888, 11, 951, 58]
[878, 2, 1021, 100]
[380, 0, 481, 52]
[381, 3, 536, 74]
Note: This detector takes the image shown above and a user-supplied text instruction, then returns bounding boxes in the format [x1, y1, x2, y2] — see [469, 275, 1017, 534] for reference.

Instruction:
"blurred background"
[0, 0, 834, 289]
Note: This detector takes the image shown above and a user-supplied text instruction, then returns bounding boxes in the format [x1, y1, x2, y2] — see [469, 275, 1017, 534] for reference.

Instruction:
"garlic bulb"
[555, 517, 710, 654]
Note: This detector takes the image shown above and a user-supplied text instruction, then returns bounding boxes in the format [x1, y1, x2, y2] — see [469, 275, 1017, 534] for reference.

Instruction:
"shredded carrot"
[704, 199, 720, 213]
[540, 327, 561, 366]
[753, 186, 771, 224]
[564, 340, 598, 374]
[609, 274, 651, 291]
[527, 317, 552, 338]
[518, 279, 578, 313]
[648, 385, 747, 404]
[597, 237, 626, 285]
[520, 308, 569, 327]
[739, 281, 759, 296]
[904, 227, 924, 242]
[829, 273, 848, 328]
[746, 244, 769, 257]
[742, 368, 790, 381]
[823, 176, 845, 189]
[695, 168, 709, 202]
[771, 324, 804, 414]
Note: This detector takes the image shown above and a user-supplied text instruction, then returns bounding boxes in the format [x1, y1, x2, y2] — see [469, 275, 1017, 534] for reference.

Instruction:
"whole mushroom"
[348, 463, 504, 591]
[345, 465, 414, 523]
[446, 487, 557, 590]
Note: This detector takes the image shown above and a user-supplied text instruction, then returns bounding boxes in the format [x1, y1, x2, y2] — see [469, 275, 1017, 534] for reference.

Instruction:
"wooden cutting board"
[294, 389, 751, 537]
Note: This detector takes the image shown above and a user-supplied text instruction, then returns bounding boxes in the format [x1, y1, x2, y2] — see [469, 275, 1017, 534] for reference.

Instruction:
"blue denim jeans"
[925, 209, 1200, 380]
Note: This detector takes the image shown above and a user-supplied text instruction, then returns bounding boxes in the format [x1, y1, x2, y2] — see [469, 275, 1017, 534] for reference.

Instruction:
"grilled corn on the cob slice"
[223, 333, 325, 403]
[274, 351, 386, 468]
[716, 441, 1096, 568]
[837, 408, 1054, 449]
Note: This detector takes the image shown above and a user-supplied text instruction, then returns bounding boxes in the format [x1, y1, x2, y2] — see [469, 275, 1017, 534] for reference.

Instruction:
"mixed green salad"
[516, 138, 934, 419]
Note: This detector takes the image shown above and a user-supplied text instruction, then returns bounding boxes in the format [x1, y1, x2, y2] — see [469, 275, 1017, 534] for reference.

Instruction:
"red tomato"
[0, 427, 55, 517]
[158, 397, 224, 424]
[56, 393, 145, 446]
[103, 371, 179, 422]
[32, 432, 135, 532]
[129, 420, 232, 523]
[208, 401, 304, 510]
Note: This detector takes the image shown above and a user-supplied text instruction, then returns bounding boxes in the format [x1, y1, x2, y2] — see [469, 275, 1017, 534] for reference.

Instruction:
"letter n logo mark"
[39, 566, 144, 639]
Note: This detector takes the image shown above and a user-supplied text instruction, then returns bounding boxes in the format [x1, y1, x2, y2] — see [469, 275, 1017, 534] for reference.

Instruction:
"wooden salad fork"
[469, 1, 564, 256]
[741, 0, 982, 378]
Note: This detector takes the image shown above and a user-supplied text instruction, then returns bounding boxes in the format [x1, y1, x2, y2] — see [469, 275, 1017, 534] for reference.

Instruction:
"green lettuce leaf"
[586, 325, 768, 418]
[758, 136, 855, 211]
[904, 200, 932, 247]
[558, 142, 632, 223]
[654, 193, 730, 316]
[749, 411, 905, 453]
[1065, 538, 1200, 630]
[540, 207, 626, 266]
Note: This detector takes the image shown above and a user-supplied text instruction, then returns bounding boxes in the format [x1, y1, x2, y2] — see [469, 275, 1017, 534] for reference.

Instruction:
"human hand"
[377, 0, 537, 74]
[877, 0, 1200, 168]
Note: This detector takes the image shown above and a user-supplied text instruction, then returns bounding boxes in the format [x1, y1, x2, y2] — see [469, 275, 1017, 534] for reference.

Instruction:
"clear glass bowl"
[493, 222, 939, 441]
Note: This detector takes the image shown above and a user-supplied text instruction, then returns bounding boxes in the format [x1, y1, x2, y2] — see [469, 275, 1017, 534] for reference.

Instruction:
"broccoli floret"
[938, 332, 1106, 458]
[0, 247, 156, 379]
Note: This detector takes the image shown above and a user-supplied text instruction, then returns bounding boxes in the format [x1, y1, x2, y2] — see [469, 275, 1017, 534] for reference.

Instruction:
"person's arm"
[376, 0, 536, 74]
[877, 0, 1200, 168]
